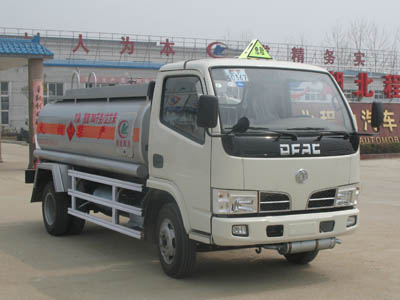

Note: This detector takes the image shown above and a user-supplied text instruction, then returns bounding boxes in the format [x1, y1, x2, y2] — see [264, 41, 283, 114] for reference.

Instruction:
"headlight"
[335, 184, 360, 207]
[213, 189, 258, 214]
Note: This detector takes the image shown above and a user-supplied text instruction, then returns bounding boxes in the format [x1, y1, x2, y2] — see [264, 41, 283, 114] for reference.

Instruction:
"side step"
[67, 169, 144, 240]
[68, 210, 142, 239]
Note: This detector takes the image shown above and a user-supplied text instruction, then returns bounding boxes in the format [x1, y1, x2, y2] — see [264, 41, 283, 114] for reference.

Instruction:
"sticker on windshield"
[224, 69, 249, 82]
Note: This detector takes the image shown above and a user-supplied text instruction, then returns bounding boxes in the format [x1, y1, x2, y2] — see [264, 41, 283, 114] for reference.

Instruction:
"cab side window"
[160, 76, 205, 144]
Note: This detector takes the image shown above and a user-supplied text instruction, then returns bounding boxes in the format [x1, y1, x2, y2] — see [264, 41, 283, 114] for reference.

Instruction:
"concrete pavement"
[0, 143, 399, 300]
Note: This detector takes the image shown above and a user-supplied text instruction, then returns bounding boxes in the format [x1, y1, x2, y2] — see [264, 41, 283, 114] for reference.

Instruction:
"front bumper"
[211, 208, 359, 246]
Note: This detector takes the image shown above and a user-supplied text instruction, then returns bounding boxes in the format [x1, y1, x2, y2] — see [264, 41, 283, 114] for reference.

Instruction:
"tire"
[284, 250, 319, 265]
[41, 182, 71, 236]
[156, 203, 196, 278]
[68, 217, 85, 235]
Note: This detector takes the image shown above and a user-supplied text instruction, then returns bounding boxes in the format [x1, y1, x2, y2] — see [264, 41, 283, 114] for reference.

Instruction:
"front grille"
[308, 189, 336, 209]
[260, 192, 290, 212]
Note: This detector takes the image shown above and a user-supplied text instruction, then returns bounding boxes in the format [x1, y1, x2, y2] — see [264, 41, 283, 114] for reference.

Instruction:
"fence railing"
[1, 27, 399, 74]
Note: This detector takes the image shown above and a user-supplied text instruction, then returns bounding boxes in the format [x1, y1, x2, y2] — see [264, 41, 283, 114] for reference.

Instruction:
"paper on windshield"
[224, 69, 249, 83]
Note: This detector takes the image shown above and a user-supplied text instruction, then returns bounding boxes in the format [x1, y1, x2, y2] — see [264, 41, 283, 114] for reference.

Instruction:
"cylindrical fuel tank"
[36, 85, 151, 169]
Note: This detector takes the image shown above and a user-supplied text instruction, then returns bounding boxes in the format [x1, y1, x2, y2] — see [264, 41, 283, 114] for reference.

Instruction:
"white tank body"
[36, 85, 151, 168]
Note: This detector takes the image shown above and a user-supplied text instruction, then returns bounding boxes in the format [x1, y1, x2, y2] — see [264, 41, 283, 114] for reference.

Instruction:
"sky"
[1, 0, 400, 45]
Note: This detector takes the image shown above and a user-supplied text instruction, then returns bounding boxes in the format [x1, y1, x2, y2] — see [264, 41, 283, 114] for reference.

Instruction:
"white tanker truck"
[26, 58, 383, 278]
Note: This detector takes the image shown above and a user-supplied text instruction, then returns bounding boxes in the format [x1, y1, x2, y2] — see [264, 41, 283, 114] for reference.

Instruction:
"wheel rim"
[159, 218, 176, 265]
[44, 192, 56, 226]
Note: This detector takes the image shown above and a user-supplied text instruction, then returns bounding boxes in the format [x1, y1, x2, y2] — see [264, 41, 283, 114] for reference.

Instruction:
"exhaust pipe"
[263, 238, 341, 255]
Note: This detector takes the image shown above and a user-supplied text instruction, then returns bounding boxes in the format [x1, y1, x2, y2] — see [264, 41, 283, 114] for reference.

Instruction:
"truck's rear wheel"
[156, 203, 196, 278]
[42, 182, 70, 236]
[284, 250, 319, 264]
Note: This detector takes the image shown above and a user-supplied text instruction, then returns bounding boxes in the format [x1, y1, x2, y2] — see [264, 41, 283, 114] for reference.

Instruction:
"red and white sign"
[33, 79, 44, 138]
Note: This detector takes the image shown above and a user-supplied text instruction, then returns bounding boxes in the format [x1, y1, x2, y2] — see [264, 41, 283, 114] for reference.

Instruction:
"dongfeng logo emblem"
[118, 120, 129, 139]
[295, 169, 308, 184]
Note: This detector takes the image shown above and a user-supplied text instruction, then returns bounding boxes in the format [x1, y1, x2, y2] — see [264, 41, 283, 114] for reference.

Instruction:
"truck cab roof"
[160, 58, 329, 74]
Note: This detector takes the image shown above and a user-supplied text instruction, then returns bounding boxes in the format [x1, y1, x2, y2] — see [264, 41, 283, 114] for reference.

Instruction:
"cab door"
[149, 71, 211, 234]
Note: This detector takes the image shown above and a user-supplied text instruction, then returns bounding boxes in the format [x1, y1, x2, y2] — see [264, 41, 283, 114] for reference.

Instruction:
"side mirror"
[371, 102, 384, 128]
[197, 95, 218, 128]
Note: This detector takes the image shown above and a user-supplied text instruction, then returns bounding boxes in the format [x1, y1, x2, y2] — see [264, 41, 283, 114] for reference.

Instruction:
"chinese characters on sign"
[329, 71, 344, 90]
[383, 75, 400, 98]
[350, 103, 400, 144]
[383, 109, 398, 132]
[298, 104, 400, 144]
[291, 47, 305, 63]
[160, 39, 175, 56]
[32, 79, 44, 167]
[74, 112, 118, 125]
[120, 36, 134, 55]
[32, 80, 44, 135]
[73, 34, 89, 53]
[20, 30, 396, 71]
[320, 110, 335, 120]
[354, 51, 365, 66]
[327, 72, 400, 99]
[324, 50, 335, 65]
[353, 73, 374, 98]
[360, 109, 378, 132]
[299, 110, 335, 120]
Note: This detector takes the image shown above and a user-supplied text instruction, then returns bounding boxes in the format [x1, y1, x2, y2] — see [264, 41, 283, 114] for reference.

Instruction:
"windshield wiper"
[315, 131, 350, 141]
[286, 127, 350, 141]
[246, 127, 298, 140]
[286, 127, 326, 131]
[225, 117, 297, 140]
[224, 126, 297, 140]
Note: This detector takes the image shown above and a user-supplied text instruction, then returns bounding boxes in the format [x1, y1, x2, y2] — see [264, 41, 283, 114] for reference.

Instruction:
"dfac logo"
[118, 120, 129, 139]
[207, 42, 228, 58]
[280, 144, 321, 156]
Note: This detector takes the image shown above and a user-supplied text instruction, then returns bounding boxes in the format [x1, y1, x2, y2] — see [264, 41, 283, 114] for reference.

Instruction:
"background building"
[0, 27, 399, 132]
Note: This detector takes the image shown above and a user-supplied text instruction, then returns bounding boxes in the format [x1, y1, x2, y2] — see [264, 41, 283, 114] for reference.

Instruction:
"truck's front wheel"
[156, 203, 196, 278]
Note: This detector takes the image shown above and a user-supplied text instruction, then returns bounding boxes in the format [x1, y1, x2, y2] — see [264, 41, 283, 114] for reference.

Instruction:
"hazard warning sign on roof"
[239, 39, 272, 60]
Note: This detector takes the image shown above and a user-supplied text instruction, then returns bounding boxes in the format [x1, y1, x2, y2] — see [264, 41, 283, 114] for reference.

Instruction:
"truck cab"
[150, 58, 360, 244]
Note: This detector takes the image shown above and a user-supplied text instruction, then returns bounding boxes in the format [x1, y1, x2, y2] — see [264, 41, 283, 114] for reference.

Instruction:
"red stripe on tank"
[37, 122, 115, 140]
[76, 125, 115, 140]
[37, 122, 66, 136]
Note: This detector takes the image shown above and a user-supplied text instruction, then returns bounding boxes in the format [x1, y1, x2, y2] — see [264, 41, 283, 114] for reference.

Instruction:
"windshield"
[210, 68, 354, 133]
